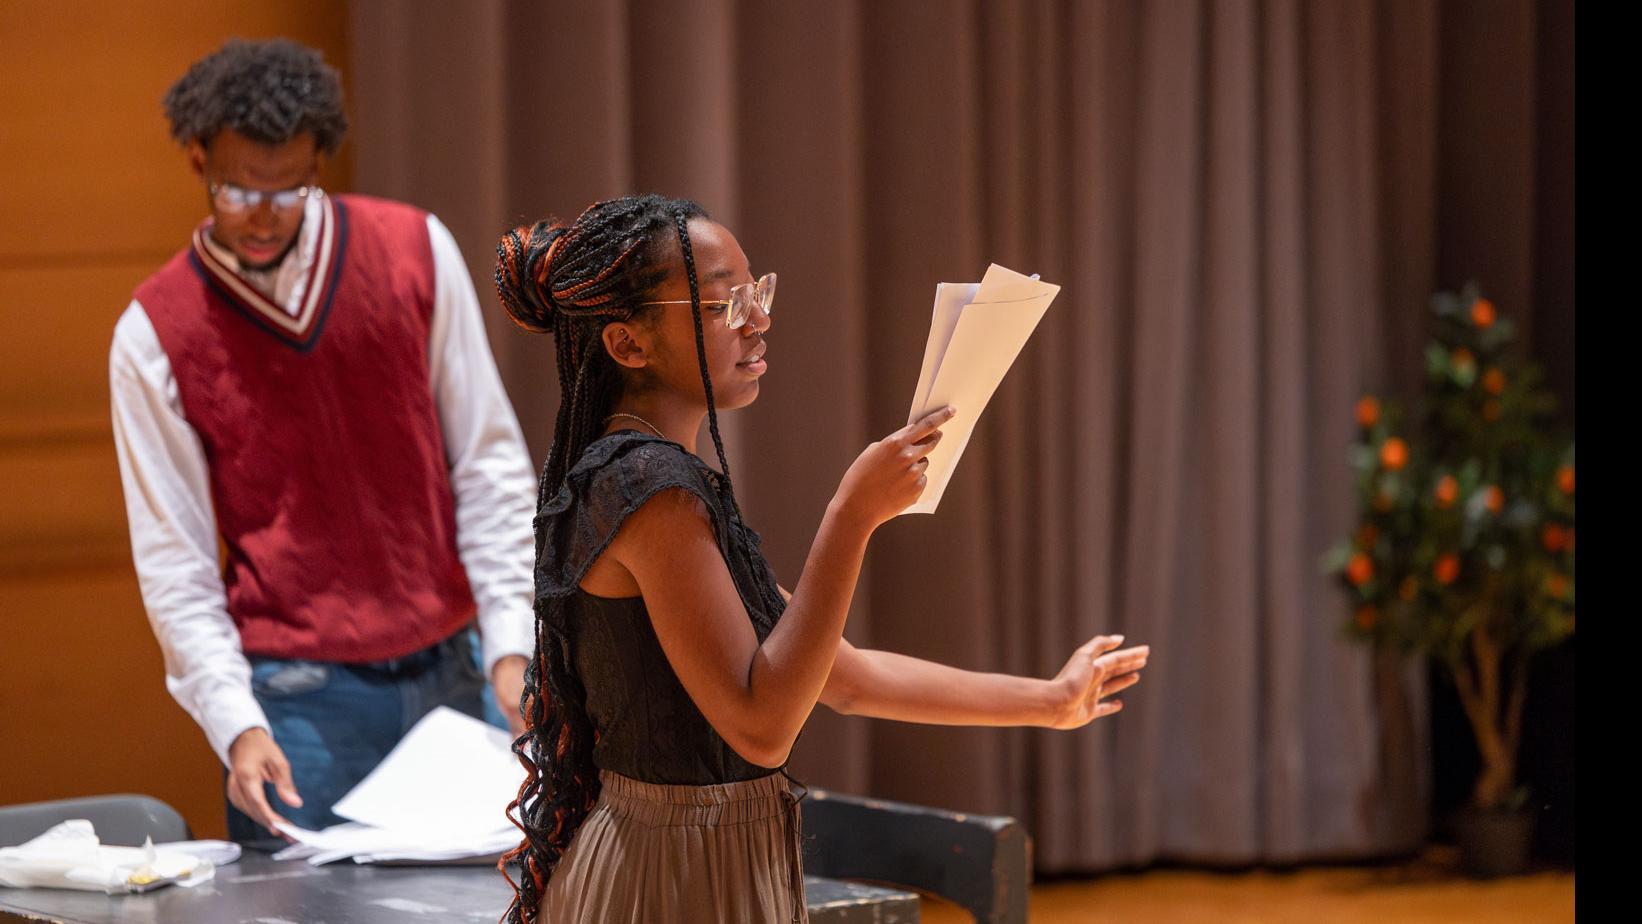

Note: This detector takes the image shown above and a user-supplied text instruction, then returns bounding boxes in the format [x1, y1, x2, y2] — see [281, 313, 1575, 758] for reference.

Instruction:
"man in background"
[110, 38, 535, 842]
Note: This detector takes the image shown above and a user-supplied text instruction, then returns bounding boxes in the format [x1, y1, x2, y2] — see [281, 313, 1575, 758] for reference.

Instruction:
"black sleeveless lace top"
[534, 430, 791, 784]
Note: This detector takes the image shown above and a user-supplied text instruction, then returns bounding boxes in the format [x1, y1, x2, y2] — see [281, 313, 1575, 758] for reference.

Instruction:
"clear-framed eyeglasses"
[640, 272, 776, 329]
[208, 180, 319, 215]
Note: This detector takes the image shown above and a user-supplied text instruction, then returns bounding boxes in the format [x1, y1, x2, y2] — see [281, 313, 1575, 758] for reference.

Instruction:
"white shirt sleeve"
[425, 214, 538, 673]
[110, 303, 269, 766]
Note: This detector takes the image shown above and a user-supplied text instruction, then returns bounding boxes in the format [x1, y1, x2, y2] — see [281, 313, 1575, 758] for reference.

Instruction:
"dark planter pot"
[1451, 804, 1537, 878]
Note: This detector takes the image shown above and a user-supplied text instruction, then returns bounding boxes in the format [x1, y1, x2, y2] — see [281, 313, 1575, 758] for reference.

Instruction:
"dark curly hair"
[162, 38, 348, 153]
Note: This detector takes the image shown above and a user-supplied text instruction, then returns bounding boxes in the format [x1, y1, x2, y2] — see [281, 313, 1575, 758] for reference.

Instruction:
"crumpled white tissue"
[0, 820, 215, 893]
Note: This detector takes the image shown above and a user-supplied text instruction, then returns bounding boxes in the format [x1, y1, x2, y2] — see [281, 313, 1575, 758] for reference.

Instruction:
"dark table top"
[0, 850, 920, 923]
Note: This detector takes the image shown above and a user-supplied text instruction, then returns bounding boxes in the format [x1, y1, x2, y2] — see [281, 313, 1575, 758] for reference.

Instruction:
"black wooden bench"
[803, 788, 1031, 924]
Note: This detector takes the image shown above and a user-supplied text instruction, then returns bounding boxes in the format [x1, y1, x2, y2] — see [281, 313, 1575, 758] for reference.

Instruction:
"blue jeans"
[225, 628, 497, 844]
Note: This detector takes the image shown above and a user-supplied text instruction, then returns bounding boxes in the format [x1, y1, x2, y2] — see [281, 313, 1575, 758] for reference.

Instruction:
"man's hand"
[226, 727, 302, 836]
[491, 654, 529, 738]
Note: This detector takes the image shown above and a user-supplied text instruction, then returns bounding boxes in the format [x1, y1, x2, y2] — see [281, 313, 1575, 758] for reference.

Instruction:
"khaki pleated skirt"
[540, 769, 809, 924]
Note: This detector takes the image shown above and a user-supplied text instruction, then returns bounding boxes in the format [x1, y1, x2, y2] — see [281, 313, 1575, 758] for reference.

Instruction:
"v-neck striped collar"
[189, 195, 348, 353]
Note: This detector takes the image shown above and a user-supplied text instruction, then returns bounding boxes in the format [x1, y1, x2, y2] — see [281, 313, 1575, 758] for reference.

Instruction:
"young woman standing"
[494, 195, 1149, 923]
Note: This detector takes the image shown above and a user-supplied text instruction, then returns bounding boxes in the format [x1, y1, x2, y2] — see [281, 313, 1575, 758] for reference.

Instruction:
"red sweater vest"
[134, 194, 476, 663]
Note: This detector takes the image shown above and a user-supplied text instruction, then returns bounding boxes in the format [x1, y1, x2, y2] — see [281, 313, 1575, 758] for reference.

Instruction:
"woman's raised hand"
[1042, 635, 1150, 730]
[831, 406, 957, 533]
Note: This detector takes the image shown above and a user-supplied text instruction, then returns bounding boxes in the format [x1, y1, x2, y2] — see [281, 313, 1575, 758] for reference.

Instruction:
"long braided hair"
[493, 195, 746, 922]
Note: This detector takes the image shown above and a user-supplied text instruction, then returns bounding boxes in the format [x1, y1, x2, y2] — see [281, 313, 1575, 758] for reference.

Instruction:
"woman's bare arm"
[778, 586, 1150, 729]
[821, 637, 1145, 728]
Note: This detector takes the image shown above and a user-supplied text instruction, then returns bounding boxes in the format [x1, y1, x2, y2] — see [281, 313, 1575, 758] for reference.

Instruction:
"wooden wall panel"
[0, 263, 150, 438]
[0, 439, 128, 573]
[0, 570, 217, 828]
[0, 1, 352, 260]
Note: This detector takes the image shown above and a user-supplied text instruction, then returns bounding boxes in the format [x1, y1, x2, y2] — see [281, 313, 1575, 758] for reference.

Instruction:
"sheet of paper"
[329, 706, 521, 838]
[904, 264, 1060, 514]
[274, 822, 518, 866]
[266, 705, 525, 866]
[272, 706, 525, 864]
[910, 281, 979, 415]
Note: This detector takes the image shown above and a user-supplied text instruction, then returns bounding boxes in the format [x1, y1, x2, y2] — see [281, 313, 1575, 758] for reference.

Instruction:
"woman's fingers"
[910, 427, 945, 450]
[1077, 634, 1125, 660]
[902, 406, 957, 443]
[1093, 672, 1142, 699]
[1082, 673, 1139, 711]
[838, 408, 960, 528]
[1095, 645, 1149, 676]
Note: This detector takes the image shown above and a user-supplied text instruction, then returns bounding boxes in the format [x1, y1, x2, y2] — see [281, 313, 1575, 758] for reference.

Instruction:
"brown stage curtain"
[349, 0, 1566, 869]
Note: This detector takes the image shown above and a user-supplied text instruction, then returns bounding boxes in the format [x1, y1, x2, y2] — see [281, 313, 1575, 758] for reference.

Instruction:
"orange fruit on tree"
[1541, 523, 1566, 552]
[1434, 475, 1459, 508]
[1557, 464, 1574, 494]
[1347, 552, 1375, 586]
[1356, 523, 1379, 548]
[1355, 395, 1381, 428]
[1380, 437, 1409, 470]
[1434, 553, 1460, 585]
[1472, 297, 1497, 328]
[1484, 485, 1505, 514]
[1355, 605, 1379, 631]
[1483, 367, 1506, 395]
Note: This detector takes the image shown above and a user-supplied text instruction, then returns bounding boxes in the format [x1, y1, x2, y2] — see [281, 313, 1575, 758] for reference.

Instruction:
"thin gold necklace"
[605, 412, 667, 440]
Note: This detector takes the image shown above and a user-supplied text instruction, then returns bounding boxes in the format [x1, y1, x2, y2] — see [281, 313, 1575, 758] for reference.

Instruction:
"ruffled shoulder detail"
[533, 432, 732, 600]
[532, 431, 786, 638]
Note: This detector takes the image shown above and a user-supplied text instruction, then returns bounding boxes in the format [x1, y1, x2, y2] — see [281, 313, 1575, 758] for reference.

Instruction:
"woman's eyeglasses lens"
[729, 273, 777, 328]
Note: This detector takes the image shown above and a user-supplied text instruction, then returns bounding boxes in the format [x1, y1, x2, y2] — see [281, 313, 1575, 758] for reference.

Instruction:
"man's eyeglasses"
[640, 272, 776, 329]
[208, 180, 318, 215]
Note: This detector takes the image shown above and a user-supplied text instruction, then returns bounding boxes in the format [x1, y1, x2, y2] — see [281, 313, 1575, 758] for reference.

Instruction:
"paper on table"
[331, 705, 521, 838]
[273, 822, 517, 866]
[273, 706, 524, 865]
[903, 263, 1059, 514]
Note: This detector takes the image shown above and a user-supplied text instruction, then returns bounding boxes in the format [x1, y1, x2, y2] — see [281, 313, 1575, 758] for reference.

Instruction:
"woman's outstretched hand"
[831, 406, 957, 533]
[1043, 635, 1149, 729]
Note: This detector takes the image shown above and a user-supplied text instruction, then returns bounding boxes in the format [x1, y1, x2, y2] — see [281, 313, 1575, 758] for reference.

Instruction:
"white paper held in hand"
[904, 263, 1060, 515]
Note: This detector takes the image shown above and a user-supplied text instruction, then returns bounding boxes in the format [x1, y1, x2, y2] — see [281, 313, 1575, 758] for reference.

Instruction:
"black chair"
[0, 795, 191, 848]
[802, 789, 1030, 924]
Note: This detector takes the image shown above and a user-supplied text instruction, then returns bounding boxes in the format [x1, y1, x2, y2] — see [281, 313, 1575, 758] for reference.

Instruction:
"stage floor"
[919, 845, 1573, 923]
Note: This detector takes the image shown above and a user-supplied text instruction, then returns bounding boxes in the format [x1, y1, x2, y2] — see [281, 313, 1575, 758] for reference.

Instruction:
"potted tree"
[1324, 283, 1574, 877]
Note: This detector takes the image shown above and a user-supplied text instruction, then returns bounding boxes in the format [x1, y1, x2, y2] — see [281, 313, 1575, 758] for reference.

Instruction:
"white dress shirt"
[110, 195, 537, 765]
